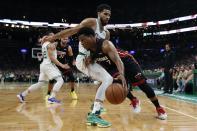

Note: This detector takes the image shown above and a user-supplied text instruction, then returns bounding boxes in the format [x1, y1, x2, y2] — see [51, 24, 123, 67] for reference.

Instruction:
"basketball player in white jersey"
[42, 4, 139, 127]
[17, 32, 69, 104]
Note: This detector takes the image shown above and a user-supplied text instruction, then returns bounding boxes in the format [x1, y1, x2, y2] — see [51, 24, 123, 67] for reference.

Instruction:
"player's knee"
[103, 75, 113, 86]
[56, 77, 64, 85]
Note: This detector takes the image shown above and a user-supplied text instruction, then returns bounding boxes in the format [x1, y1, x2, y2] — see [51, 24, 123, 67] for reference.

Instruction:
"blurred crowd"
[0, 69, 92, 83]
[156, 55, 196, 94]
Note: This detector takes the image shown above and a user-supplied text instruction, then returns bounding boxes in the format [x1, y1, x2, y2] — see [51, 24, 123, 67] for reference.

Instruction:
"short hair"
[97, 4, 111, 12]
[40, 31, 53, 37]
[165, 43, 171, 47]
[78, 27, 95, 37]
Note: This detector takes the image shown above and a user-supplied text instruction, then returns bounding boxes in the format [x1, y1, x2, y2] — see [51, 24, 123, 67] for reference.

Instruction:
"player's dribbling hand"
[115, 74, 127, 90]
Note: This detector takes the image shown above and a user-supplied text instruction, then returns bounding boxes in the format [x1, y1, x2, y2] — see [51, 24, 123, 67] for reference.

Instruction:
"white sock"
[49, 77, 63, 98]
[92, 101, 101, 114]
[50, 91, 56, 98]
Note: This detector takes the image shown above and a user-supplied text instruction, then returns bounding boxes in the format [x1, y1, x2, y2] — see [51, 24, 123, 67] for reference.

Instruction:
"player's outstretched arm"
[44, 18, 96, 42]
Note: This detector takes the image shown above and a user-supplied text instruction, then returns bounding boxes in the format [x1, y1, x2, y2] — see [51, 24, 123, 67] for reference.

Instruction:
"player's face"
[98, 9, 111, 26]
[61, 37, 69, 46]
[165, 45, 170, 51]
[79, 35, 95, 50]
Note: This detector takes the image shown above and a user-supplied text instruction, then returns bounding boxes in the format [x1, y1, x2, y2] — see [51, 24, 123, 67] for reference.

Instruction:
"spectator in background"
[172, 69, 178, 91]
[176, 66, 185, 93]
[163, 43, 175, 94]
[184, 65, 194, 94]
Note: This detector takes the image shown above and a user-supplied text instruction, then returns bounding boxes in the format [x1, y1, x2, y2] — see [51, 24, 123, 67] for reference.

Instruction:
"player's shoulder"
[47, 43, 56, 50]
[80, 18, 97, 28]
[82, 18, 96, 22]
[102, 39, 113, 48]
[42, 41, 50, 45]
[103, 39, 112, 44]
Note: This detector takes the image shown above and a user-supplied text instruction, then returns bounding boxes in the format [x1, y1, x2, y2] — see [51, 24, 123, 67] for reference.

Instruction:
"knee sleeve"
[138, 83, 155, 98]
[52, 77, 64, 92]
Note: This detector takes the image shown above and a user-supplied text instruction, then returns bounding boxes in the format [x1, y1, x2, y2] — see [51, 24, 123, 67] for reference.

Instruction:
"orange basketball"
[105, 83, 127, 104]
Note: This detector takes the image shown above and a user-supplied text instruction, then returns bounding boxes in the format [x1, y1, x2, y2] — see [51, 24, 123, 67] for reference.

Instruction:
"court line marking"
[147, 101, 197, 120]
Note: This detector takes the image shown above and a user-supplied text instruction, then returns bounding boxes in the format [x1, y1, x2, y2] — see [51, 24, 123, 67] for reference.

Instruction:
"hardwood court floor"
[0, 83, 197, 131]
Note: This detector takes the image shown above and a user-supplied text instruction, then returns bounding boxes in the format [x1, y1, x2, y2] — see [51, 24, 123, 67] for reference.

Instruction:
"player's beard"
[100, 18, 108, 26]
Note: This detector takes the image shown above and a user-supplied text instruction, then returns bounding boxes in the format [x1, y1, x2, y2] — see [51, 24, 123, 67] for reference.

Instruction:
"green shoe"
[86, 113, 111, 128]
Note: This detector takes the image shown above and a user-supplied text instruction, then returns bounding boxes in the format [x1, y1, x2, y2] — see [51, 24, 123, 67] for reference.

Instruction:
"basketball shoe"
[130, 98, 141, 113]
[70, 91, 78, 100]
[48, 97, 61, 104]
[156, 107, 167, 120]
[17, 93, 25, 103]
[86, 113, 111, 128]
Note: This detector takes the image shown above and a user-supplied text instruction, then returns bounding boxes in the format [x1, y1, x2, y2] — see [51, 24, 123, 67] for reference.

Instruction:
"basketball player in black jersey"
[78, 27, 167, 120]
[47, 37, 78, 100]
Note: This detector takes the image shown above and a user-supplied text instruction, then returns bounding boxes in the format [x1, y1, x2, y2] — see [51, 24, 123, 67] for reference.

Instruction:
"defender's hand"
[84, 57, 93, 67]
[61, 64, 70, 69]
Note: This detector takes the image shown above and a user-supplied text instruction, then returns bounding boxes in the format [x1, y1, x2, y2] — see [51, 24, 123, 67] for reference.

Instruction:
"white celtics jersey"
[78, 18, 107, 54]
[41, 42, 57, 64]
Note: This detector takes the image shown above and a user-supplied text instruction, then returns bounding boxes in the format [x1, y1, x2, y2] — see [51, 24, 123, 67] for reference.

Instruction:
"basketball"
[105, 83, 127, 104]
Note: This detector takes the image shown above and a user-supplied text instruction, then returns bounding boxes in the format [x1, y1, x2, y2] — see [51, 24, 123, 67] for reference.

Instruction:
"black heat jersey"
[56, 42, 70, 65]
[91, 39, 146, 86]
[91, 39, 119, 77]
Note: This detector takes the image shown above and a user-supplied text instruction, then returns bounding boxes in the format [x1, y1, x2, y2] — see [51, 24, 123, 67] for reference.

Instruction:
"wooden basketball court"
[0, 83, 197, 131]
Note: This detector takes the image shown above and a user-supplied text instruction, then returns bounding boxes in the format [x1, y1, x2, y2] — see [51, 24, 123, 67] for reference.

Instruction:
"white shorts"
[76, 54, 112, 81]
[38, 63, 62, 82]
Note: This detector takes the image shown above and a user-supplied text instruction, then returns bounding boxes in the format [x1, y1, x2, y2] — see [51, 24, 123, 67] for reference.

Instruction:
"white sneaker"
[17, 93, 25, 103]
[130, 98, 141, 113]
[156, 107, 167, 120]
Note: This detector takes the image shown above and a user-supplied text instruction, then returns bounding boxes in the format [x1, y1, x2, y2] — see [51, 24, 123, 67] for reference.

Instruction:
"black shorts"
[58, 66, 75, 82]
[108, 57, 146, 87]
[122, 57, 146, 86]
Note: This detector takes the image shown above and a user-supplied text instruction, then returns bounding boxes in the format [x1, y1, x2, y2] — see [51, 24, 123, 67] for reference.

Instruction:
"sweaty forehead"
[61, 37, 68, 40]
[101, 9, 111, 14]
[48, 33, 54, 36]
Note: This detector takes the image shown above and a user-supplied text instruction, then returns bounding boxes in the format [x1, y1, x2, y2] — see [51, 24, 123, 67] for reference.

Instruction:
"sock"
[92, 101, 101, 114]
[127, 91, 136, 101]
[50, 91, 56, 98]
[22, 90, 29, 97]
[49, 77, 64, 98]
